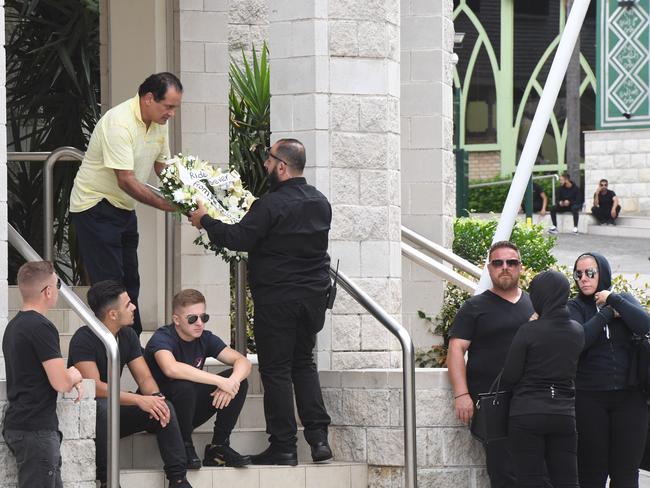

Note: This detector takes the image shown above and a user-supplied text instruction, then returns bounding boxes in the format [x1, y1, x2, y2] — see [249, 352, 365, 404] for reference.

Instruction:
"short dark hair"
[561, 172, 571, 181]
[87, 280, 127, 320]
[275, 138, 306, 172]
[488, 241, 521, 260]
[172, 289, 206, 312]
[138, 72, 183, 101]
[599, 178, 608, 185]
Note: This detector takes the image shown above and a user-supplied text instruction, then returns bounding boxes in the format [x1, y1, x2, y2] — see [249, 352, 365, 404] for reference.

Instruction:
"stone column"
[400, 0, 455, 349]
[174, 0, 232, 341]
[0, 3, 7, 380]
[269, 0, 402, 370]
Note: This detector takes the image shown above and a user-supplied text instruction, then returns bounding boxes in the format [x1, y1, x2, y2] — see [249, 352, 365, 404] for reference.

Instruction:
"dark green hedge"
[468, 176, 554, 213]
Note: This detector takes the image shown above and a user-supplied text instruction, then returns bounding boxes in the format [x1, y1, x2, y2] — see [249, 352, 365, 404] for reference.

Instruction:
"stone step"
[120, 429, 312, 469]
[614, 215, 650, 228]
[120, 462, 368, 488]
[587, 223, 650, 239]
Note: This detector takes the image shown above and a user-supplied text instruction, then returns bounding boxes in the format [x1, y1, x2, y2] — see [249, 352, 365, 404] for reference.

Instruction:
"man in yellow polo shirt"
[70, 72, 182, 335]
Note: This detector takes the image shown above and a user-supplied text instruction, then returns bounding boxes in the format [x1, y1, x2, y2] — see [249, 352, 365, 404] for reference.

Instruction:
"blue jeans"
[3, 429, 63, 488]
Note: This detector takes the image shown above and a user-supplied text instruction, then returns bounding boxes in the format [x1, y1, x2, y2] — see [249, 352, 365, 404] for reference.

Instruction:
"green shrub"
[468, 176, 554, 213]
[452, 217, 557, 272]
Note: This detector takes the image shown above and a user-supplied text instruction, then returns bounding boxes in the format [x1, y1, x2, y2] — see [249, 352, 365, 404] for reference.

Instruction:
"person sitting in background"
[549, 172, 582, 234]
[533, 182, 548, 216]
[591, 179, 621, 225]
[502, 270, 584, 487]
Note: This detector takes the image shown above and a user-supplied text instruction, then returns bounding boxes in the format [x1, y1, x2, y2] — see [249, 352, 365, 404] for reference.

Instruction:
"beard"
[492, 272, 519, 291]
[268, 166, 281, 185]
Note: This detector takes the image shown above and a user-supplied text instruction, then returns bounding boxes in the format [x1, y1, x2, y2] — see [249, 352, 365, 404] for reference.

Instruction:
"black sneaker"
[185, 442, 202, 470]
[169, 478, 193, 488]
[203, 443, 251, 467]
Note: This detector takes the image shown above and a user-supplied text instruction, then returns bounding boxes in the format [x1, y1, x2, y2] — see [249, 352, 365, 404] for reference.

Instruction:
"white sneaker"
[548, 226, 558, 235]
[573, 227, 578, 234]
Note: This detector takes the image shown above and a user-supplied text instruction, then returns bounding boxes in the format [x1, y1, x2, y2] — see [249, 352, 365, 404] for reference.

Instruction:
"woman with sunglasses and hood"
[502, 270, 584, 487]
[569, 252, 650, 487]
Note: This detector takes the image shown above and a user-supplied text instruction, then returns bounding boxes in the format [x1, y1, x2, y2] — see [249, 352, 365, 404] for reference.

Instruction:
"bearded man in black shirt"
[189, 138, 332, 466]
[448, 241, 534, 488]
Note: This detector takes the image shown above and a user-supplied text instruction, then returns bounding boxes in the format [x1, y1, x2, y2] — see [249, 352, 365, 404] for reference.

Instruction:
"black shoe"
[169, 478, 193, 488]
[610, 218, 617, 226]
[310, 441, 333, 463]
[184, 442, 202, 470]
[250, 446, 298, 466]
[203, 443, 251, 467]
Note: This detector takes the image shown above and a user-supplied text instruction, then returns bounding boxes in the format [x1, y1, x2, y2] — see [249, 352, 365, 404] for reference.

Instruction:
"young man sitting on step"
[68, 280, 191, 488]
[144, 288, 252, 468]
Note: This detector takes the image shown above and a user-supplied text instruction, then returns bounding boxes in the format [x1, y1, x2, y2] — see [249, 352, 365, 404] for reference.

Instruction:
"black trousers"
[591, 205, 621, 223]
[70, 199, 142, 335]
[509, 414, 579, 488]
[483, 437, 517, 488]
[95, 398, 186, 483]
[576, 389, 648, 488]
[253, 294, 331, 452]
[550, 203, 581, 227]
[160, 369, 248, 446]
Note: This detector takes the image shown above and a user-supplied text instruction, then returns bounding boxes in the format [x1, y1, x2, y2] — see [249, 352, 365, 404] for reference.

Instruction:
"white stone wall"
[176, 0, 231, 342]
[269, 0, 402, 370]
[400, 0, 455, 349]
[322, 369, 488, 488]
[0, 380, 97, 487]
[584, 129, 650, 213]
[0, 2, 6, 380]
[229, 0, 268, 63]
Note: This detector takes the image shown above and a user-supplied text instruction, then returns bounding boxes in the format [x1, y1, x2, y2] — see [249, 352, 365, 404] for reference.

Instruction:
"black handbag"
[470, 371, 512, 444]
[628, 334, 650, 393]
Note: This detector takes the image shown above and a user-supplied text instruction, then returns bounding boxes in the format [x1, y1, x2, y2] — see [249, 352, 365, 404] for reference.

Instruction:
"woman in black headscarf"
[502, 270, 584, 487]
[569, 252, 650, 487]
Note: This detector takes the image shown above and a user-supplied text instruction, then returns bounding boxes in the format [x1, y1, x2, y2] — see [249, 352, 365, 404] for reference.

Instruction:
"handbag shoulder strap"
[488, 370, 504, 393]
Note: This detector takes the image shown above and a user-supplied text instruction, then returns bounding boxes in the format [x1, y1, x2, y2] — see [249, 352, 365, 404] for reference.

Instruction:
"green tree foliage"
[6, 0, 100, 283]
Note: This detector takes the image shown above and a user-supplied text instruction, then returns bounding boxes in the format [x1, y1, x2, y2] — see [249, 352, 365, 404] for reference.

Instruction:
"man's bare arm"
[447, 338, 474, 425]
[114, 169, 174, 211]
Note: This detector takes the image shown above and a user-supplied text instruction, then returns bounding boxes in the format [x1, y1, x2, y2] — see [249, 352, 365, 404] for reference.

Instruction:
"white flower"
[172, 189, 186, 203]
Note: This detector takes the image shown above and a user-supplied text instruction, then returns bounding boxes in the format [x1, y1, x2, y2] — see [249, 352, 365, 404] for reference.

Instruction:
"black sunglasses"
[573, 268, 598, 280]
[186, 313, 210, 325]
[41, 277, 61, 293]
[265, 146, 289, 166]
[489, 259, 521, 268]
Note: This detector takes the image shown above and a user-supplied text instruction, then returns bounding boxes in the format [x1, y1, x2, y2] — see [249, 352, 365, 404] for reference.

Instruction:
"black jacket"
[568, 252, 650, 391]
[556, 183, 582, 206]
[502, 270, 585, 416]
[201, 177, 331, 305]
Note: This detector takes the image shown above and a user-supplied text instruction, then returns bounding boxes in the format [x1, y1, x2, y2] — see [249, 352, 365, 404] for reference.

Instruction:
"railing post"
[42, 147, 85, 261]
[234, 261, 248, 354]
[165, 213, 175, 320]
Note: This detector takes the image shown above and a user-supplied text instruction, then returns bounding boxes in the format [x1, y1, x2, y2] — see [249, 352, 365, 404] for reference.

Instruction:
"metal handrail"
[469, 174, 559, 206]
[43, 147, 85, 261]
[401, 242, 477, 293]
[331, 267, 417, 488]
[7, 224, 121, 488]
[401, 226, 481, 279]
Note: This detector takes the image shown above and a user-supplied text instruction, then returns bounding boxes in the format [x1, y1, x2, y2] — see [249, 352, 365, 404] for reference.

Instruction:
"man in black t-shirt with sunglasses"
[144, 288, 252, 470]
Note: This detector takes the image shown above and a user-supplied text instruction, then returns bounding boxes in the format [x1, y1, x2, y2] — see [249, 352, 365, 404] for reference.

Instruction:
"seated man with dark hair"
[549, 172, 583, 234]
[144, 289, 251, 469]
[68, 280, 191, 488]
[591, 178, 621, 225]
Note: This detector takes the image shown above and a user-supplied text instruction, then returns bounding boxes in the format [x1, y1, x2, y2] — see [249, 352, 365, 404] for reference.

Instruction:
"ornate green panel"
[598, 0, 650, 128]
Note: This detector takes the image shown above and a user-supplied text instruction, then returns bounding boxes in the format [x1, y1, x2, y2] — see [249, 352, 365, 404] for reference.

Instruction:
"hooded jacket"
[502, 270, 585, 416]
[568, 252, 650, 391]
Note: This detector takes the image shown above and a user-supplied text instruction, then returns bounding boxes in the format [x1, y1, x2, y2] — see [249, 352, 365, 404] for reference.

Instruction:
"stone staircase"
[586, 214, 650, 238]
[7, 287, 369, 488]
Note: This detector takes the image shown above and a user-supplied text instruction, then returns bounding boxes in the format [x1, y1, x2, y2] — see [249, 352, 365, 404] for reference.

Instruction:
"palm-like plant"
[6, 0, 100, 283]
[229, 43, 270, 197]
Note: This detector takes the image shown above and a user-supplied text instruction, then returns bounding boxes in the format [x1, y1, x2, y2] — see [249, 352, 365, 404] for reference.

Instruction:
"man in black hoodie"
[549, 172, 582, 234]
[568, 252, 650, 487]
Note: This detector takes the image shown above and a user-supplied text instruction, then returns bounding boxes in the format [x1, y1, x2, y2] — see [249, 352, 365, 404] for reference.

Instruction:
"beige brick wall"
[468, 151, 501, 180]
